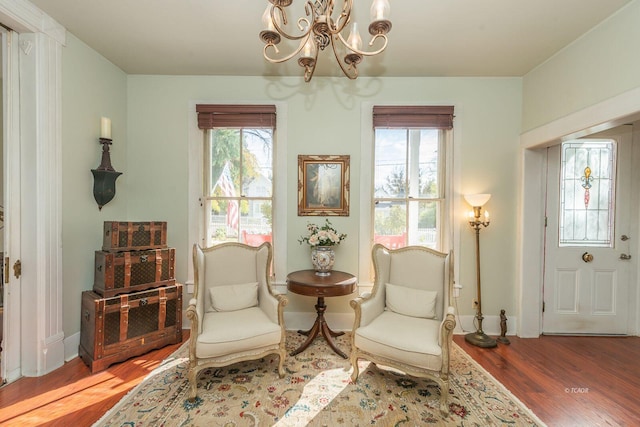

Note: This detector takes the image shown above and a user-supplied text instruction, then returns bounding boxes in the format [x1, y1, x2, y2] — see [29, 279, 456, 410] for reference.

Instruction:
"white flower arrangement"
[299, 219, 347, 247]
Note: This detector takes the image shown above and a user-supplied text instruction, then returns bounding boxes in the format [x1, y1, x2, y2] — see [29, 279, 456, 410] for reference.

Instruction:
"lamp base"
[464, 331, 497, 348]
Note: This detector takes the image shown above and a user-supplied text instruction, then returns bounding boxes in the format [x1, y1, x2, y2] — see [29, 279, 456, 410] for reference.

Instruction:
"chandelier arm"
[335, 32, 388, 56]
[330, 0, 353, 35]
[330, 35, 358, 79]
[269, 5, 313, 41]
[264, 35, 310, 64]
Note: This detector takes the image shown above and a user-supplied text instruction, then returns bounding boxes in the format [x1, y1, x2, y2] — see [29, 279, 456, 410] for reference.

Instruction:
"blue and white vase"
[311, 246, 335, 276]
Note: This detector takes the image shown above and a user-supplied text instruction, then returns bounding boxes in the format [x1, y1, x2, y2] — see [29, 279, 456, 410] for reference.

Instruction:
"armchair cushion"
[209, 282, 258, 312]
[197, 307, 282, 358]
[385, 283, 438, 319]
[355, 311, 442, 370]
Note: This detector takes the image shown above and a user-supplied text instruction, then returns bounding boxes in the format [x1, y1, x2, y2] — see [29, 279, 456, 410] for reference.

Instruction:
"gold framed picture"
[298, 155, 350, 216]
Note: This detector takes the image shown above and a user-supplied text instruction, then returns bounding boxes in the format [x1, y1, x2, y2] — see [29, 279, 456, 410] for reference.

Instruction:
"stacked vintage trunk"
[79, 221, 182, 373]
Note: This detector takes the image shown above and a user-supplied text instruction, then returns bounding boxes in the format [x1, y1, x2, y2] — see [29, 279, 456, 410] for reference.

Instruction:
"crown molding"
[0, 0, 65, 44]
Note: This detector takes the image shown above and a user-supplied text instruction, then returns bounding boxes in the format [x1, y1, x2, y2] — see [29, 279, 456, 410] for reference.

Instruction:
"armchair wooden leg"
[277, 351, 286, 378]
[187, 368, 198, 402]
[349, 352, 360, 382]
[439, 380, 450, 417]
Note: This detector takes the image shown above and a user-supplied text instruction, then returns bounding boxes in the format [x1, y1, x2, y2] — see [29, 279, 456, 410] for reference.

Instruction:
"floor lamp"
[464, 194, 497, 348]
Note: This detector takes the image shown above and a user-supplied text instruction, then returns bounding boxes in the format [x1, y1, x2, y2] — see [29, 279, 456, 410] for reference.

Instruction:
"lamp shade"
[464, 193, 491, 207]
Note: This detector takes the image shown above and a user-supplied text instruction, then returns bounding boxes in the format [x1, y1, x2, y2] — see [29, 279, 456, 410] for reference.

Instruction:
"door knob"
[620, 253, 632, 260]
[621, 235, 630, 241]
[582, 252, 594, 263]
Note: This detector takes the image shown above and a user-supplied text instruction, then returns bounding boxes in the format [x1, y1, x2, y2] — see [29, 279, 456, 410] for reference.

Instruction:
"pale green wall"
[522, 0, 640, 132]
[61, 33, 128, 335]
[126, 75, 521, 319]
[54, 0, 640, 339]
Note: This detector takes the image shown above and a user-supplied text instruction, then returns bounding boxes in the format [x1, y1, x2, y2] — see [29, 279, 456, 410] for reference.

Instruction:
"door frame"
[519, 86, 640, 337]
[0, 0, 65, 381]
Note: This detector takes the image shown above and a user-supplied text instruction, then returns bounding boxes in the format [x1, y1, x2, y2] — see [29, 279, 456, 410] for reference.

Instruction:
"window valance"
[196, 104, 276, 129]
[373, 105, 454, 129]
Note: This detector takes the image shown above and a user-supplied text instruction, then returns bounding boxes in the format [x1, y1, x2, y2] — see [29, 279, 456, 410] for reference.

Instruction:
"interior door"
[1, 27, 22, 383]
[543, 128, 633, 335]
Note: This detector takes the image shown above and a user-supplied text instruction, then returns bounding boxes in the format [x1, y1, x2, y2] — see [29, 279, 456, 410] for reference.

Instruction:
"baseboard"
[64, 332, 80, 362]
[454, 314, 517, 337]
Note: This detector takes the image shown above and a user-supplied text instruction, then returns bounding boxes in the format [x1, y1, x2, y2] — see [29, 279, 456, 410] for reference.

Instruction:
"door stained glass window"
[559, 140, 616, 247]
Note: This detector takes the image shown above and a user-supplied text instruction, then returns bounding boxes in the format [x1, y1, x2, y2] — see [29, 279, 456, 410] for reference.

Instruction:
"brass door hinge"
[4, 257, 8, 284]
[13, 259, 21, 279]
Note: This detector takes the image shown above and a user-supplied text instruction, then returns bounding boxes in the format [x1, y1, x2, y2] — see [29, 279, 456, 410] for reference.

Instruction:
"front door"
[543, 127, 633, 334]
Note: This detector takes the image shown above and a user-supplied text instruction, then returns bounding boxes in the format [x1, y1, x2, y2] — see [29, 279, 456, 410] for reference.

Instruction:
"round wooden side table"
[286, 269, 357, 359]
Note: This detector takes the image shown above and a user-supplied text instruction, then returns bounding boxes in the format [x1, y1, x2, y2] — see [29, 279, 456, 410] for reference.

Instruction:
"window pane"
[242, 129, 273, 197]
[373, 126, 445, 251]
[409, 200, 439, 249]
[240, 200, 272, 246]
[414, 129, 440, 199]
[209, 129, 240, 197]
[374, 201, 406, 248]
[374, 129, 407, 198]
[205, 127, 274, 247]
[559, 140, 616, 247]
[206, 201, 238, 245]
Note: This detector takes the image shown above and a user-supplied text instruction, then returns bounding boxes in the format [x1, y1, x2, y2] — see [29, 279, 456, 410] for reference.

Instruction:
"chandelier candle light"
[260, 0, 391, 82]
[464, 194, 497, 348]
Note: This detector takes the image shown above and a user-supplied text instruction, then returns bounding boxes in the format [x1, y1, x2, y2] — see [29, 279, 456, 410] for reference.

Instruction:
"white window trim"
[359, 102, 461, 287]
[187, 101, 288, 292]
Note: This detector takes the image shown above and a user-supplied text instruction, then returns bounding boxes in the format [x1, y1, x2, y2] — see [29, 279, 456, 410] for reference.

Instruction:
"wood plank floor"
[1, 332, 638, 426]
[453, 334, 640, 427]
[0, 335, 188, 427]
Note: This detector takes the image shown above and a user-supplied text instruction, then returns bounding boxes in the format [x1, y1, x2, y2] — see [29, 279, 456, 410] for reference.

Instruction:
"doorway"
[542, 127, 635, 334]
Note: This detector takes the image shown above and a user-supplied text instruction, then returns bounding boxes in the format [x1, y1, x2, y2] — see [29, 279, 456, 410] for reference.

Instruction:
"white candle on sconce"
[100, 117, 112, 139]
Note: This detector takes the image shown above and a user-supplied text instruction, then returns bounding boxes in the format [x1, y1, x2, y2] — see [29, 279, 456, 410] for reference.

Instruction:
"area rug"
[94, 332, 546, 426]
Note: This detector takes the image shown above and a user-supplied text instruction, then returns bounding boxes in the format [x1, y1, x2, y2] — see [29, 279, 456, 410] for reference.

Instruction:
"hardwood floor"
[454, 334, 640, 427]
[1, 332, 638, 426]
[0, 335, 188, 427]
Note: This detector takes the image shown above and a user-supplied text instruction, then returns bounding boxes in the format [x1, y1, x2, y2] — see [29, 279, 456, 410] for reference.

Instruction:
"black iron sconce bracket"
[91, 137, 122, 210]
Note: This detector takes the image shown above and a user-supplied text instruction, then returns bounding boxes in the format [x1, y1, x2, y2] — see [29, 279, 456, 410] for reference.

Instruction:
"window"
[372, 106, 453, 250]
[559, 139, 616, 247]
[196, 105, 276, 247]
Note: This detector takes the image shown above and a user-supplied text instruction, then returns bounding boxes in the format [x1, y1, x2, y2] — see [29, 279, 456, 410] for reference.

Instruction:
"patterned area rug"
[95, 332, 545, 426]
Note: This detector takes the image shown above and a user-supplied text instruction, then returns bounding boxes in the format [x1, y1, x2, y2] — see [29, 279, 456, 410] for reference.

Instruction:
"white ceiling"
[29, 0, 632, 78]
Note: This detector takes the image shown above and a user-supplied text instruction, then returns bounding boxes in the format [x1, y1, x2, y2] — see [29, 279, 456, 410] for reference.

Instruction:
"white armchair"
[186, 242, 288, 401]
[350, 244, 456, 416]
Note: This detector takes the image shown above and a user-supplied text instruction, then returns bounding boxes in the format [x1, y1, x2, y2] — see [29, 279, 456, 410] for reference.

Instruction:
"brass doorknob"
[582, 252, 594, 263]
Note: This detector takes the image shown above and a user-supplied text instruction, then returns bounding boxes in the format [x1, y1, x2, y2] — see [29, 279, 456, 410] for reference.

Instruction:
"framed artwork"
[298, 155, 350, 216]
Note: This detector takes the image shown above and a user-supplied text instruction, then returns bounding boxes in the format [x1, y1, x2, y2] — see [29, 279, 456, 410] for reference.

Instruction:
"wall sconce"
[91, 117, 122, 210]
[463, 193, 497, 348]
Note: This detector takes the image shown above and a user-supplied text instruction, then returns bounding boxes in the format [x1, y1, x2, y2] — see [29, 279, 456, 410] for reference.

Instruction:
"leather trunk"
[94, 248, 176, 297]
[79, 284, 183, 373]
[102, 221, 167, 252]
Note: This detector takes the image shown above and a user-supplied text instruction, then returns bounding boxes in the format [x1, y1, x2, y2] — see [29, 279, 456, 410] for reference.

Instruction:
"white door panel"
[543, 129, 632, 335]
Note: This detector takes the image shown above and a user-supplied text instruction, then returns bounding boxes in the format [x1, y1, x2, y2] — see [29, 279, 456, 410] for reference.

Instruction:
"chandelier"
[259, 0, 391, 82]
